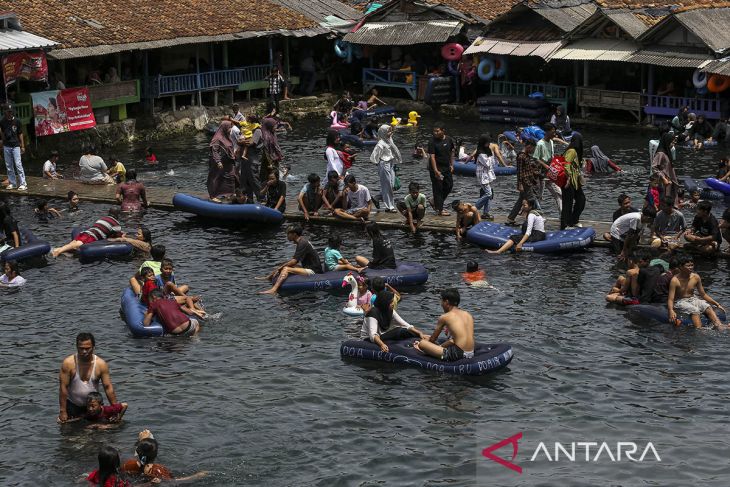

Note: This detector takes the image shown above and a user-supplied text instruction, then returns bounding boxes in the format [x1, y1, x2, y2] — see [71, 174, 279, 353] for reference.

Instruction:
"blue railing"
[644, 94, 726, 120]
[150, 65, 271, 97]
[363, 68, 418, 100]
[490, 80, 574, 111]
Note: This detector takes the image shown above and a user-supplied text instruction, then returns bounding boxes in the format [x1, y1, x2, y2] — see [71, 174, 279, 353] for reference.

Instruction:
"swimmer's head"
[286, 225, 304, 240]
[68, 191, 79, 203]
[136, 438, 159, 465]
[160, 259, 174, 277]
[150, 245, 166, 261]
[108, 206, 121, 219]
[86, 392, 104, 416]
[690, 189, 701, 201]
[617, 193, 631, 208]
[440, 288, 460, 309]
[328, 234, 342, 250]
[3, 260, 19, 278]
[466, 261, 479, 273]
[370, 276, 385, 293]
[641, 206, 656, 223]
[97, 445, 122, 481]
[140, 266, 155, 280]
[36, 199, 48, 212]
[138, 226, 152, 243]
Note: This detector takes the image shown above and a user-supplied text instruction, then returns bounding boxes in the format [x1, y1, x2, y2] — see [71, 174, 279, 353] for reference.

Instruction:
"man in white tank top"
[58, 332, 117, 422]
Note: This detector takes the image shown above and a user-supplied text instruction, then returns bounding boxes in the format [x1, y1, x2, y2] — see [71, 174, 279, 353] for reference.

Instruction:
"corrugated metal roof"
[701, 57, 730, 76]
[603, 10, 652, 38]
[0, 28, 56, 53]
[464, 36, 562, 60]
[627, 50, 713, 68]
[48, 28, 328, 60]
[343, 20, 463, 45]
[533, 3, 597, 32]
[551, 37, 636, 61]
[675, 8, 730, 54]
[270, 0, 362, 23]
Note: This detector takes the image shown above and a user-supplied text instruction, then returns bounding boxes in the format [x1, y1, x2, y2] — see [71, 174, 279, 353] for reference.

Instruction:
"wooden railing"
[490, 80, 574, 111]
[363, 68, 418, 100]
[577, 87, 643, 121]
[644, 94, 725, 120]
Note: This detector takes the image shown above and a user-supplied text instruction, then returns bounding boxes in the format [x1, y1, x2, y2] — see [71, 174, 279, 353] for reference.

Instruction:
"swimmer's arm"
[667, 278, 679, 322]
[58, 360, 72, 422]
[143, 310, 155, 327]
[426, 317, 447, 343]
[99, 361, 117, 405]
[297, 192, 310, 220]
[49, 208, 62, 218]
[492, 143, 508, 166]
[122, 238, 151, 253]
[384, 283, 400, 301]
[696, 277, 722, 309]
[273, 194, 285, 211]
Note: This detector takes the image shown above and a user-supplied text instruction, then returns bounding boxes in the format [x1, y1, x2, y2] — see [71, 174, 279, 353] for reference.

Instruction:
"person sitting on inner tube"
[108, 225, 152, 254]
[414, 288, 476, 362]
[605, 250, 653, 306]
[129, 244, 166, 295]
[689, 114, 714, 149]
[51, 207, 124, 257]
[260, 225, 324, 295]
[144, 288, 205, 336]
[486, 198, 546, 255]
[360, 277, 427, 353]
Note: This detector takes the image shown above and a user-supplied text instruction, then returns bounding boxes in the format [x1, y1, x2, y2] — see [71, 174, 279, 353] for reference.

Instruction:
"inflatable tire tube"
[341, 339, 514, 376]
[70, 228, 134, 263]
[441, 43, 464, 61]
[0, 229, 51, 263]
[173, 193, 284, 224]
[466, 221, 595, 253]
[706, 74, 730, 93]
[681, 176, 724, 200]
[629, 303, 726, 327]
[692, 69, 708, 89]
[705, 178, 730, 195]
[275, 262, 429, 293]
[334, 40, 351, 59]
[120, 287, 165, 337]
[342, 306, 365, 317]
[453, 161, 516, 177]
[477, 58, 495, 82]
[494, 56, 507, 78]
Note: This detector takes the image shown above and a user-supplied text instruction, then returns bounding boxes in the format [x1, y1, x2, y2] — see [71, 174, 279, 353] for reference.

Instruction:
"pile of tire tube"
[424, 76, 455, 105]
[477, 95, 551, 124]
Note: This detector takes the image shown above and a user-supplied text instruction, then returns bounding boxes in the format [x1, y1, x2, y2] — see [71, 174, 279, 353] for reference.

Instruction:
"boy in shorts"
[334, 174, 372, 221]
[452, 200, 481, 241]
[261, 225, 323, 294]
[667, 253, 725, 329]
[143, 289, 205, 335]
[396, 182, 426, 233]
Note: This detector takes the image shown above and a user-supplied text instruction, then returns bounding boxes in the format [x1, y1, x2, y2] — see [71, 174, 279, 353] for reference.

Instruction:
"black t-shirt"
[427, 136, 454, 171]
[369, 238, 396, 269]
[2, 215, 19, 247]
[613, 206, 638, 222]
[266, 180, 286, 212]
[0, 117, 21, 147]
[691, 214, 722, 244]
[637, 264, 663, 304]
[293, 237, 322, 273]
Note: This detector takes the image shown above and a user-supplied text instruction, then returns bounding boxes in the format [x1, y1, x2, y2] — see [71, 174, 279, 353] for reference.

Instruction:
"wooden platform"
[1, 176, 614, 246]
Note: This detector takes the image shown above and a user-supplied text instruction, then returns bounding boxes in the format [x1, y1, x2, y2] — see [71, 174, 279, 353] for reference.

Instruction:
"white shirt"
[347, 184, 371, 210]
[78, 155, 107, 182]
[360, 310, 413, 341]
[0, 274, 26, 287]
[43, 160, 57, 178]
[610, 212, 642, 240]
[325, 146, 344, 176]
[525, 212, 545, 236]
[230, 124, 241, 148]
[476, 153, 496, 185]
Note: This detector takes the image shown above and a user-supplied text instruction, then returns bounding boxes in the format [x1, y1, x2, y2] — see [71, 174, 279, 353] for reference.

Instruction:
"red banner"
[32, 87, 96, 137]
[2, 51, 48, 87]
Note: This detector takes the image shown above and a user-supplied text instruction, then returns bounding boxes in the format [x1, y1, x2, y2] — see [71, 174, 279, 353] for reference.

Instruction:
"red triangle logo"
[482, 432, 523, 474]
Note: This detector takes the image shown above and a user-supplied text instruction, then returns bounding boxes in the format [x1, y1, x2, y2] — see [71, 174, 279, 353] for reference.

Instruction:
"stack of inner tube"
[477, 95, 551, 124]
[424, 76, 455, 105]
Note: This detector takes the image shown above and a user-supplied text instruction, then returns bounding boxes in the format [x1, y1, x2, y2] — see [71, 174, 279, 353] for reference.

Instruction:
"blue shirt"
[324, 247, 342, 272]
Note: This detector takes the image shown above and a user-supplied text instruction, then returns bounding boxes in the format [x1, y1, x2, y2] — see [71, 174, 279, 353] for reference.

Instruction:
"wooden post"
[647, 65, 655, 95]
[222, 43, 229, 69]
[268, 37, 274, 67]
[196, 46, 202, 106]
[573, 61, 579, 87]
[581, 61, 589, 118]
[284, 37, 290, 79]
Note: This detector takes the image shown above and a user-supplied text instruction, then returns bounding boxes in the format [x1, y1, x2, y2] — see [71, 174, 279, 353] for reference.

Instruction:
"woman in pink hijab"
[207, 121, 238, 200]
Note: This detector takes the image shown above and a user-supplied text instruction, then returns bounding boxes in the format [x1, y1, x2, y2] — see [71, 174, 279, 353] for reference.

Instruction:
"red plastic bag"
[546, 155, 568, 188]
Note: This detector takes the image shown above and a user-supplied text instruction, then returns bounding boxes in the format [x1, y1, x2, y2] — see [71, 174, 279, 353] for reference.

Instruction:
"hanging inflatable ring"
[441, 43, 464, 61]
[692, 69, 708, 89]
[707, 74, 730, 93]
[477, 58, 496, 81]
[447, 61, 459, 75]
[334, 40, 352, 59]
[494, 56, 508, 78]
[697, 86, 708, 95]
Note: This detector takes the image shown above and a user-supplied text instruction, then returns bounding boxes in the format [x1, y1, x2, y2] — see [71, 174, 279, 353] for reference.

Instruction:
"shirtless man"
[414, 288, 475, 362]
[58, 332, 117, 422]
[667, 254, 725, 329]
[452, 200, 481, 241]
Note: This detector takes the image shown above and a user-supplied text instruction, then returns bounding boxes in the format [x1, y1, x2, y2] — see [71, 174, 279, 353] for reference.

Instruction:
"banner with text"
[31, 87, 96, 137]
[2, 51, 48, 87]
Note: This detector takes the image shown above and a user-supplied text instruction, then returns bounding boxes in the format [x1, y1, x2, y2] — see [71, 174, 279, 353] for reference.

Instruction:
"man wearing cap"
[0, 104, 26, 191]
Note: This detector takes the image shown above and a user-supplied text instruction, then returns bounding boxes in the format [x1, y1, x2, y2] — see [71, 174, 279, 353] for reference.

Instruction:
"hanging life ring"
[441, 43, 464, 61]
[706, 74, 730, 93]
[334, 40, 352, 59]
[477, 58, 496, 81]
[494, 56, 508, 77]
[692, 69, 708, 89]
[447, 61, 459, 75]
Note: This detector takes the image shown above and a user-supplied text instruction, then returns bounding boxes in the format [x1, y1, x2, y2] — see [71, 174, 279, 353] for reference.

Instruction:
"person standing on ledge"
[58, 332, 118, 423]
[0, 104, 27, 191]
[427, 125, 455, 216]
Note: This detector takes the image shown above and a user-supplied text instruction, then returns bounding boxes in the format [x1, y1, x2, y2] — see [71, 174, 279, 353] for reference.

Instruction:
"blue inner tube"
[120, 287, 165, 337]
[681, 176, 725, 200]
[629, 303, 726, 327]
[0, 228, 50, 262]
[452, 161, 517, 177]
[466, 221, 595, 253]
[276, 262, 428, 293]
[173, 193, 284, 224]
[477, 58, 495, 82]
[70, 228, 134, 263]
[705, 178, 730, 195]
[340, 339, 513, 376]
[364, 106, 395, 117]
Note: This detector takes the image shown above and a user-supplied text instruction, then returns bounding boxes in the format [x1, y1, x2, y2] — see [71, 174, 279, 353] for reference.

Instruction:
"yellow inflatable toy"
[406, 111, 420, 126]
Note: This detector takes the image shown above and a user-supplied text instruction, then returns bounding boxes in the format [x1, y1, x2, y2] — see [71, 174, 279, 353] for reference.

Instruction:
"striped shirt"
[82, 216, 121, 241]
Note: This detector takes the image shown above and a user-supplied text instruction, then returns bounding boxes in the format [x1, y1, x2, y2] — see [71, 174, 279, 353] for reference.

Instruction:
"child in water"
[121, 430, 207, 482]
[461, 261, 489, 287]
[85, 391, 128, 424]
[0, 261, 26, 287]
[67, 191, 80, 212]
[355, 276, 372, 307]
[35, 199, 62, 221]
[324, 234, 365, 273]
[144, 147, 158, 164]
[86, 445, 131, 486]
[139, 266, 158, 305]
[107, 157, 126, 183]
[645, 174, 661, 211]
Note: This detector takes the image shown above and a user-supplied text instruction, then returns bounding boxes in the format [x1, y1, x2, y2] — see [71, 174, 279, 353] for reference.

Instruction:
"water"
[2, 115, 730, 486]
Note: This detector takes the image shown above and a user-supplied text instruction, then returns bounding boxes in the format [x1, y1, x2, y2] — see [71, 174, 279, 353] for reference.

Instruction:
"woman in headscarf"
[652, 131, 679, 204]
[370, 124, 401, 212]
[560, 131, 586, 229]
[259, 117, 284, 184]
[207, 120, 237, 201]
[550, 105, 571, 135]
